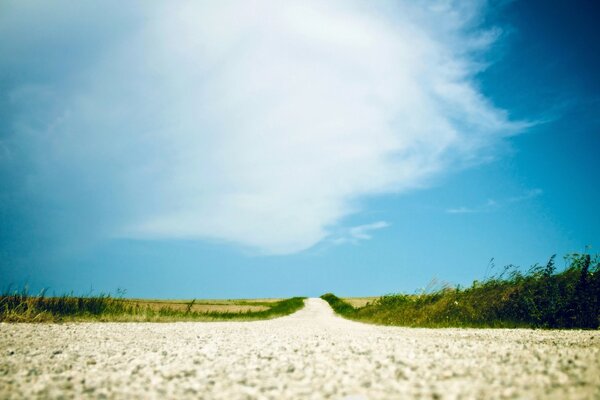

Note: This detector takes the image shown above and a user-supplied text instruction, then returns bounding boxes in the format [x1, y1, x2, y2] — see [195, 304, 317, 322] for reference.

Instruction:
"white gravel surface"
[1, 298, 599, 399]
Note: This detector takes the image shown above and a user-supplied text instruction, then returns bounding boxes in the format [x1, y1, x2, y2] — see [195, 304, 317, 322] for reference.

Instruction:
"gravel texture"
[1, 298, 599, 399]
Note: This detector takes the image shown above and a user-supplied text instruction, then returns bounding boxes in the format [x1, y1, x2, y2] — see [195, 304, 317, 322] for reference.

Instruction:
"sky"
[1, 0, 599, 298]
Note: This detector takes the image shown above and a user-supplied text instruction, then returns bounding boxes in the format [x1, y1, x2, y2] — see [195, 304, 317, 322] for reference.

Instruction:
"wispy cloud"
[1, 0, 524, 254]
[446, 189, 543, 214]
[331, 221, 390, 245]
[446, 207, 478, 214]
[508, 188, 544, 203]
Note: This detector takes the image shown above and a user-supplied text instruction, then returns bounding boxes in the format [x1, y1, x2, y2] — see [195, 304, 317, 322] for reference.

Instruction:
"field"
[340, 297, 379, 308]
[0, 293, 305, 322]
[123, 298, 279, 313]
[325, 252, 600, 329]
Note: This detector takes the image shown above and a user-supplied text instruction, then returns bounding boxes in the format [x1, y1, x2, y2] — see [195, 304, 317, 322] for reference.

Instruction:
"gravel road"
[1, 298, 599, 399]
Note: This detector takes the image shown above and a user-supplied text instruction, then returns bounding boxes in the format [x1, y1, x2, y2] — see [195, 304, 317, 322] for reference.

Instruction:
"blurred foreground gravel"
[1, 298, 599, 399]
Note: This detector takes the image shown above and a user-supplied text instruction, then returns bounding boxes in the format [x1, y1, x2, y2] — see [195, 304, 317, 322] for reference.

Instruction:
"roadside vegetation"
[0, 290, 305, 322]
[323, 252, 599, 329]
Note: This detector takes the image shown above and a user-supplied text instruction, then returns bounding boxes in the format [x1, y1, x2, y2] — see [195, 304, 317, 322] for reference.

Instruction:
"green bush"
[322, 253, 599, 329]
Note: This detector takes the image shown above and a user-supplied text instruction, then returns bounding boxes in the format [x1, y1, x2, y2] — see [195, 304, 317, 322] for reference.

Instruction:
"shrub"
[322, 252, 599, 329]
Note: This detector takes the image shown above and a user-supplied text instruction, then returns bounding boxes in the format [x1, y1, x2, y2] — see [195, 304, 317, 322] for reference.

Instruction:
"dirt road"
[1, 298, 598, 399]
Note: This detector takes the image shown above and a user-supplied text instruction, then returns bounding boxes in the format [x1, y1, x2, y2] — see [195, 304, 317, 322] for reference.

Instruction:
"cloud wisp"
[446, 189, 543, 214]
[1, 0, 524, 254]
[331, 221, 390, 245]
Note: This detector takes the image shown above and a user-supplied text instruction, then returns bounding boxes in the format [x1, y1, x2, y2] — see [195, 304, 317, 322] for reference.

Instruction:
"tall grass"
[323, 253, 599, 329]
[0, 289, 305, 323]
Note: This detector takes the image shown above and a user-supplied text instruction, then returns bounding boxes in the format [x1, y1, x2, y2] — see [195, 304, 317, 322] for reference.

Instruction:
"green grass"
[0, 290, 305, 323]
[323, 252, 599, 329]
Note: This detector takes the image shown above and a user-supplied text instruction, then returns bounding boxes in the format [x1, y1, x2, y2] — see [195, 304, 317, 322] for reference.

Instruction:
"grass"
[323, 252, 600, 329]
[0, 290, 305, 323]
[341, 297, 379, 308]
[121, 298, 276, 313]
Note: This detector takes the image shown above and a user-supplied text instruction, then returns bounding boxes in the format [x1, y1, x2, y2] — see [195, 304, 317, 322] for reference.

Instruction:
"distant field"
[340, 297, 379, 308]
[125, 298, 279, 313]
[127, 298, 283, 304]
[0, 293, 305, 322]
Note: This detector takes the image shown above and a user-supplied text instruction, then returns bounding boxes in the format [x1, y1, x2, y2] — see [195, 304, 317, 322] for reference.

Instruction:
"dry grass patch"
[341, 297, 379, 308]
[127, 299, 270, 313]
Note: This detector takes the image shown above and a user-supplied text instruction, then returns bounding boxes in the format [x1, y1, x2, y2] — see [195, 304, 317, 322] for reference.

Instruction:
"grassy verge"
[0, 292, 305, 322]
[323, 253, 599, 329]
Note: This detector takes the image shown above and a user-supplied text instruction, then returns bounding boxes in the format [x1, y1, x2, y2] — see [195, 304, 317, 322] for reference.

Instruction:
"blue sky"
[1, 0, 598, 298]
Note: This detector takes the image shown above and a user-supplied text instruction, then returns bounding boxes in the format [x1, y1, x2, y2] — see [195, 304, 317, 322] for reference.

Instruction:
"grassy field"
[324, 252, 599, 329]
[340, 297, 379, 308]
[123, 298, 279, 313]
[0, 292, 305, 322]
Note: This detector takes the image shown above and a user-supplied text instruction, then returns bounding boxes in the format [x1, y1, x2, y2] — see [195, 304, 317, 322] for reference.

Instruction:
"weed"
[322, 252, 599, 329]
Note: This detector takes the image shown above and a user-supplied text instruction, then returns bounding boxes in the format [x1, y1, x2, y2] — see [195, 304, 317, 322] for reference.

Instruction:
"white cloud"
[446, 188, 543, 214]
[349, 221, 390, 241]
[446, 207, 478, 214]
[332, 221, 390, 245]
[508, 188, 543, 203]
[3, 0, 524, 254]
